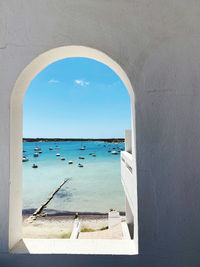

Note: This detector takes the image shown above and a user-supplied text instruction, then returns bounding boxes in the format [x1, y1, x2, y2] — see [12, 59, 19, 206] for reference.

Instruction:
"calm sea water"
[23, 141, 125, 214]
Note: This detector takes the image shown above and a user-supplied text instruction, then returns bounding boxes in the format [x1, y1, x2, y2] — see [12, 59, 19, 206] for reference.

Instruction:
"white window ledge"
[10, 238, 137, 255]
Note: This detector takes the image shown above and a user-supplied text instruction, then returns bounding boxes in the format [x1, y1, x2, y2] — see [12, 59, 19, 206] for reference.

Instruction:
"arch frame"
[9, 46, 138, 253]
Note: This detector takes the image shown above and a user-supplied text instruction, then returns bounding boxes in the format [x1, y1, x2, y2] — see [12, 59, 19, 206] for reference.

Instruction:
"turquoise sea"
[23, 141, 125, 214]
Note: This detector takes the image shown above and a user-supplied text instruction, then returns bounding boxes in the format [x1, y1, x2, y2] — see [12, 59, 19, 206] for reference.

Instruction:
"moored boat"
[34, 147, 41, 151]
[22, 156, 29, 162]
[32, 164, 38, 168]
[78, 163, 84, 167]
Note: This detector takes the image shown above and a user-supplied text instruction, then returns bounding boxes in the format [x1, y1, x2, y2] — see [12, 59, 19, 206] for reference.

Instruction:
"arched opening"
[10, 46, 138, 254]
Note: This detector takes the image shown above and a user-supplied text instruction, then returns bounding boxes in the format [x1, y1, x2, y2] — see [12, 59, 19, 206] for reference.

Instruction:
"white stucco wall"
[1, 0, 200, 266]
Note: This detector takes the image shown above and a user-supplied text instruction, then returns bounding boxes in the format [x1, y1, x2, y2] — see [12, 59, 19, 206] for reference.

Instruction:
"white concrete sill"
[10, 238, 137, 255]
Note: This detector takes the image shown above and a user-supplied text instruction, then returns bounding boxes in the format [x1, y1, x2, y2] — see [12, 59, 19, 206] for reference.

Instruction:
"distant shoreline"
[22, 209, 125, 216]
[23, 138, 125, 143]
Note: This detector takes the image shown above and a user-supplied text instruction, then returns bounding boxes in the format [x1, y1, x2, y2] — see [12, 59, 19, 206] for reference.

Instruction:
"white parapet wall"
[121, 143, 138, 249]
[121, 151, 136, 214]
[108, 211, 121, 229]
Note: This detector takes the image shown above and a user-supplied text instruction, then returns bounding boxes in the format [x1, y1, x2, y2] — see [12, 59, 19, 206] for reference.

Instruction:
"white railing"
[121, 151, 137, 215]
[121, 151, 133, 173]
[121, 129, 138, 251]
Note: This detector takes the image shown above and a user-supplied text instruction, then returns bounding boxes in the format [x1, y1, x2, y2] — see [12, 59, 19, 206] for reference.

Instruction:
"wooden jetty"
[26, 178, 70, 222]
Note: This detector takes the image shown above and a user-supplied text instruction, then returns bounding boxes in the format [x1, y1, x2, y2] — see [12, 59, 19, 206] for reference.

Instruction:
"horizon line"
[23, 137, 125, 140]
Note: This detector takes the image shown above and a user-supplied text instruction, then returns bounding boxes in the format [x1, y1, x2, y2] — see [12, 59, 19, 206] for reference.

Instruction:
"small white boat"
[49, 147, 53, 150]
[80, 147, 85, 150]
[61, 157, 65, 160]
[111, 151, 118, 155]
[34, 147, 41, 151]
[34, 153, 38, 157]
[32, 164, 38, 168]
[108, 149, 111, 152]
[68, 161, 73, 164]
[22, 156, 28, 162]
[78, 163, 84, 167]
[79, 156, 85, 159]
[39, 151, 42, 154]
[56, 153, 60, 156]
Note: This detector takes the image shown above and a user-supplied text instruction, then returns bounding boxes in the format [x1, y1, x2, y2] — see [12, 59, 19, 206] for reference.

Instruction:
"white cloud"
[75, 79, 89, 86]
[48, 79, 59, 83]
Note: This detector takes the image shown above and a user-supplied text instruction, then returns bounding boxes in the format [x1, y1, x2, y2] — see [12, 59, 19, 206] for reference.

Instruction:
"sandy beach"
[23, 214, 109, 239]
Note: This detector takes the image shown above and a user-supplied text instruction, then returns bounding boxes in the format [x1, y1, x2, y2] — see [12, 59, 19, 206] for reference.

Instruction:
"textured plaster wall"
[1, 0, 200, 266]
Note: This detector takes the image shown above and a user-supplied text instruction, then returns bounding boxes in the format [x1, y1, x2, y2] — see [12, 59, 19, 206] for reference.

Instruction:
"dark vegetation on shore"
[23, 138, 125, 143]
[60, 226, 109, 238]
[23, 209, 125, 217]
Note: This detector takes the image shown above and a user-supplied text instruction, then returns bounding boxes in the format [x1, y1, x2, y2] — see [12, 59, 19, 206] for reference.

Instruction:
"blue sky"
[23, 57, 131, 138]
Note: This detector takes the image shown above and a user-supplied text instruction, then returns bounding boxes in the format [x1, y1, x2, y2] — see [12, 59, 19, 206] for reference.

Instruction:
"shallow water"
[23, 141, 125, 213]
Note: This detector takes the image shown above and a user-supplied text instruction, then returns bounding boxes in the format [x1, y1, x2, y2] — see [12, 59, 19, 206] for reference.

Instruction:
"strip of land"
[23, 138, 124, 143]
[23, 209, 125, 216]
